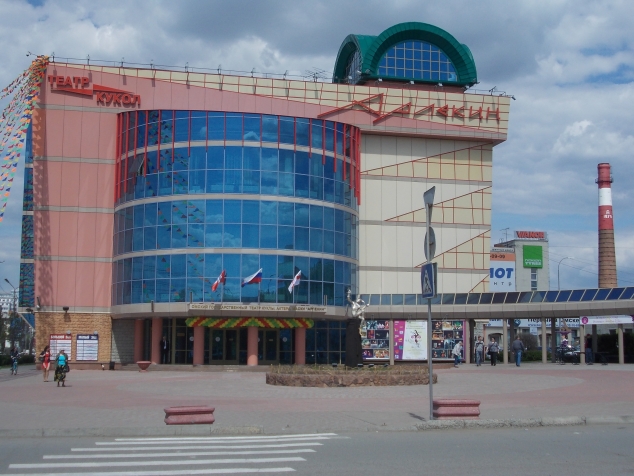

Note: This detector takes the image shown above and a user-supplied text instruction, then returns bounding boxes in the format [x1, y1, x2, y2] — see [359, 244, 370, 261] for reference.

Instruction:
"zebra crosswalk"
[0, 432, 340, 475]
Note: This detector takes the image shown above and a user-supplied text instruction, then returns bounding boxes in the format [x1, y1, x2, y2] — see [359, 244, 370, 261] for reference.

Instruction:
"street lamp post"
[557, 257, 573, 290]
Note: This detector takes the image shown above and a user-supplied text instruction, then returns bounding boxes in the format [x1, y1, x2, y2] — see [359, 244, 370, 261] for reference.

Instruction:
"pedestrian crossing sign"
[421, 262, 437, 298]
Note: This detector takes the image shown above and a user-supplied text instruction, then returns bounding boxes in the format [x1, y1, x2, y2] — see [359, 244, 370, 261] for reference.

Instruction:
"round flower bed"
[266, 365, 437, 387]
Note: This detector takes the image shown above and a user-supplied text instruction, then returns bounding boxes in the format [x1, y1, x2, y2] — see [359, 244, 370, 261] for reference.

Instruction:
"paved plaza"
[1, 362, 633, 436]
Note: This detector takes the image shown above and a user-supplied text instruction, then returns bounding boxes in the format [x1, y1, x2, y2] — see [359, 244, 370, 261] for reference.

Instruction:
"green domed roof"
[333, 22, 477, 87]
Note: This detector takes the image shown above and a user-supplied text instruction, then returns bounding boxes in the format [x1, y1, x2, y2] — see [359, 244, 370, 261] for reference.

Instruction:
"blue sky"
[1, 0, 634, 295]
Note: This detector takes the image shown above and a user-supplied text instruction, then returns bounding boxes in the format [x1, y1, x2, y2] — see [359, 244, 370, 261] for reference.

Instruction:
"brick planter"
[266, 371, 437, 387]
[433, 399, 480, 420]
[164, 406, 215, 425]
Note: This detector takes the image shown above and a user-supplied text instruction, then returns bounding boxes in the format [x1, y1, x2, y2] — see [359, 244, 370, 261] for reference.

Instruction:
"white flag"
[288, 270, 301, 293]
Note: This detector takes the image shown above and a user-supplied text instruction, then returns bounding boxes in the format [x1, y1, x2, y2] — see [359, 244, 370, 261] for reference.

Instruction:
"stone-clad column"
[193, 326, 204, 366]
[541, 318, 547, 363]
[151, 318, 162, 364]
[295, 327, 306, 365]
[502, 319, 508, 364]
[134, 319, 144, 363]
[247, 326, 258, 366]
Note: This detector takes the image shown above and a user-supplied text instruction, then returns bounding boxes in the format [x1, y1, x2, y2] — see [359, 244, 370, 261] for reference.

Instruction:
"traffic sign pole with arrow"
[422, 186, 437, 421]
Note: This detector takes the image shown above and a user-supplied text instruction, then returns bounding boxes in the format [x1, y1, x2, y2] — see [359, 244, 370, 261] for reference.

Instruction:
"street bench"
[164, 406, 216, 425]
[433, 399, 480, 420]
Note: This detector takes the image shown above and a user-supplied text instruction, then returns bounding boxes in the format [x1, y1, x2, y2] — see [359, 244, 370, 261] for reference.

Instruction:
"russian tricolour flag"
[242, 268, 263, 287]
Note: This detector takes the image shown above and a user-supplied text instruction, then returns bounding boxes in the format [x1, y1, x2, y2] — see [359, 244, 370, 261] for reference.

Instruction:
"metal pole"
[557, 257, 573, 290]
[426, 202, 433, 421]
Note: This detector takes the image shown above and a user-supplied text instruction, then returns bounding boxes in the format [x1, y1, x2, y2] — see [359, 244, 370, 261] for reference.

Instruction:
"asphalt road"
[0, 425, 632, 475]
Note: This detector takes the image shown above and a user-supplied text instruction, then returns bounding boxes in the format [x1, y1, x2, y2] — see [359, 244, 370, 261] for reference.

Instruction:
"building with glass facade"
[21, 22, 515, 367]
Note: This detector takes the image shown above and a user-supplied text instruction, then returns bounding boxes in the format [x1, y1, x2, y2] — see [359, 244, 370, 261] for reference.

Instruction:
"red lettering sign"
[47, 75, 140, 107]
[515, 231, 545, 239]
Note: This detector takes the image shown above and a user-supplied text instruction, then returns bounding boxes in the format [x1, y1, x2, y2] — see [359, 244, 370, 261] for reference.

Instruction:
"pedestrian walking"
[512, 335, 525, 367]
[10, 346, 19, 375]
[54, 349, 68, 387]
[585, 334, 594, 365]
[474, 336, 485, 366]
[39, 345, 51, 382]
[452, 341, 463, 368]
[489, 338, 499, 366]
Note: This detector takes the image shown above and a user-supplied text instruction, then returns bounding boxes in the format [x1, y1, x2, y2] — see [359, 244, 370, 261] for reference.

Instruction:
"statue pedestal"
[345, 318, 363, 368]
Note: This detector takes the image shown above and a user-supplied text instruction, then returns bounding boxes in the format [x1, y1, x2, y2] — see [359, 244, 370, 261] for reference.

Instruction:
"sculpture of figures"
[347, 289, 368, 335]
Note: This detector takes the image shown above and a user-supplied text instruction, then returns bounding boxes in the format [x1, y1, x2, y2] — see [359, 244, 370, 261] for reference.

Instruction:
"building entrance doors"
[208, 329, 240, 364]
[258, 330, 279, 364]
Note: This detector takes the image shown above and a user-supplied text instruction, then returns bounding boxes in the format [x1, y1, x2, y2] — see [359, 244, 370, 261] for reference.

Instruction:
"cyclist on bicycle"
[10, 346, 19, 375]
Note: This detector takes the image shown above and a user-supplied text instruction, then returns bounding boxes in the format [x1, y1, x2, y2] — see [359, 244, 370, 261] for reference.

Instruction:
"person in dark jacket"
[511, 335, 525, 367]
[489, 338, 499, 366]
[161, 336, 170, 364]
[585, 334, 594, 365]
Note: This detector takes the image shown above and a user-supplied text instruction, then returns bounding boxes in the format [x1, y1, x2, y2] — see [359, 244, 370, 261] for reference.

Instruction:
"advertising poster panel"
[393, 319, 464, 361]
[361, 320, 390, 360]
[581, 316, 634, 325]
[393, 321, 427, 360]
[49, 334, 72, 360]
[489, 249, 516, 291]
[76, 334, 99, 361]
[489, 318, 579, 328]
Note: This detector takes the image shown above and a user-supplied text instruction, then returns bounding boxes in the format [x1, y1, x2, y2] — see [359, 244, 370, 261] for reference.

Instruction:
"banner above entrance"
[186, 317, 314, 328]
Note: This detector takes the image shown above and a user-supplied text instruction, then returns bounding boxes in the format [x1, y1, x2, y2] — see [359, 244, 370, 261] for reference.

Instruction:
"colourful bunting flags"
[0, 56, 48, 222]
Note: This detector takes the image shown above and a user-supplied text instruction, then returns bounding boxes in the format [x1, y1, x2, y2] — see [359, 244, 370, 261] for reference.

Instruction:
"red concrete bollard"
[164, 406, 215, 425]
[433, 399, 480, 420]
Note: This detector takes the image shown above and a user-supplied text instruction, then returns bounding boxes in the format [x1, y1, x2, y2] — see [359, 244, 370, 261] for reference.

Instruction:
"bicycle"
[11, 357, 18, 375]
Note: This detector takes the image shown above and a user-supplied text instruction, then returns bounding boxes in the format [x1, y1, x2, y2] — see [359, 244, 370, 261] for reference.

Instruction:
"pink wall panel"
[77, 162, 99, 208]
[33, 161, 62, 207]
[237, 94, 256, 113]
[287, 100, 307, 118]
[204, 89, 225, 110]
[79, 111, 103, 159]
[95, 163, 115, 208]
[59, 162, 81, 207]
[34, 260, 54, 305]
[151, 80, 173, 110]
[75, 212, 98, 256]
[73, 261, 96, 307]
[98, 113, 116, 160]
[221, 93, 240, 111]
[270, 98, 291, 116]
[61, 110, 83, 158]
[253, 96, 274, 115]
[93, 215, 114, 258]
[43, 109, 65, 157]
[171, 82, 189, 107]
[55, 260, 78, 307]
[92, 262, 112, 307]
[34, 259, 112, 308]
[56, 212, 79, 256]
[188, 84, 206, 109]
[34, 211, 60, 257]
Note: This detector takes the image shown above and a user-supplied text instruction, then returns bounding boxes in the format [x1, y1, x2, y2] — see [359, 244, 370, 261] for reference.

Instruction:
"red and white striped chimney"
[597, 163, 617, 287]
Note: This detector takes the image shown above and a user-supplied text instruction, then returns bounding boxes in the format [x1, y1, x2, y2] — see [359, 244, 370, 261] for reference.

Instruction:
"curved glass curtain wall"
[113, 111, 360, 307]
[378, 40, 457, 82]
[116, 111, 360, 210]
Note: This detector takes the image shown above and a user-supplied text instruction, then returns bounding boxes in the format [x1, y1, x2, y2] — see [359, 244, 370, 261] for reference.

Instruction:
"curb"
[4, 415, 634, 438]
[415, 415, 634, 431]
[3, 426, 263, 439]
